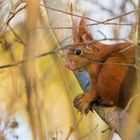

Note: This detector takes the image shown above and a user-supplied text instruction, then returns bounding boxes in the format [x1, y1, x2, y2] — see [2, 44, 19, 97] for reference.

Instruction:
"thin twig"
[0, 60, 24, 69]
[65, 115, 84, 140]
[37, 22, 136, 30]
[120, 94, 139, 119]
[6, 4, 27, 25]
[77, 125, 98, 140]
[0, 39, 135, 69]
[40, 4, 99, 23]
[7, 24, 27, 46]
[101, 9, 137, 24]
[40, 4, 136, 26]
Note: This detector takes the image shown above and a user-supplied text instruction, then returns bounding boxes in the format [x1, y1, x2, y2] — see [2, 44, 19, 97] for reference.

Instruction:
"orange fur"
[65, 17, 136, 113]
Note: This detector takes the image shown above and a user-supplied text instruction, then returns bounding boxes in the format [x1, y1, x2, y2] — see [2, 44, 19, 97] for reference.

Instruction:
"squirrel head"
[65, 17, 99, 71]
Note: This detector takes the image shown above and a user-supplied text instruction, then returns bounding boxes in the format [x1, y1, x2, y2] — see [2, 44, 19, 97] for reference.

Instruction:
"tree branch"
[0, 39, 135, 70]
[40, 4, 137, 26]
[75, 71, 140, 140]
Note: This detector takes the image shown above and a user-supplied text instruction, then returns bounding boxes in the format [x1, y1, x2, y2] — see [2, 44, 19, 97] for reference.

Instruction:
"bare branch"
[40, 4, 99, 23]
[6, 4, 27, 25]
[65, 115, 84, 140]
[7, 24, 27, 46]
[37, 22, 136, 31]
[40, 4, 137, 26]
[77, 125, 98, 140]
[0, 39, 135, 70]
[120, 94, 139, 119]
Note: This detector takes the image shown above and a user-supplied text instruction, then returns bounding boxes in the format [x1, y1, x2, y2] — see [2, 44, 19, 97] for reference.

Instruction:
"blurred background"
[0, 0, 138, 140]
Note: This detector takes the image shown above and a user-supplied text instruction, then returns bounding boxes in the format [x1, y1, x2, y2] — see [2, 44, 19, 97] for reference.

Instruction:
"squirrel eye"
[74, 49, 83, 56]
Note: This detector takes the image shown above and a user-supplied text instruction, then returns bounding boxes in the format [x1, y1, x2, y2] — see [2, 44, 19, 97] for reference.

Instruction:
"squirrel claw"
[73, 94, 91, 115]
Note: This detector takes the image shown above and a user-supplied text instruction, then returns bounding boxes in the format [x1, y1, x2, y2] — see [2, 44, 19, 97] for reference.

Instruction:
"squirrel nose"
[65, 63, 69, 68]
[65, 60, 75, 69]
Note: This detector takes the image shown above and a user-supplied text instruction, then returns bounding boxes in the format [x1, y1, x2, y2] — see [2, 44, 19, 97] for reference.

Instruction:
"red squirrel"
[65, 17, 136, 114]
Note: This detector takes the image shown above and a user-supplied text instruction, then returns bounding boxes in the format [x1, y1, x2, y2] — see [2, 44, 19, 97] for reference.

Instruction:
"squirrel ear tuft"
[72, 15, 93, 42]
[72, 25, 79, 42]
[79, 16, 93, 42]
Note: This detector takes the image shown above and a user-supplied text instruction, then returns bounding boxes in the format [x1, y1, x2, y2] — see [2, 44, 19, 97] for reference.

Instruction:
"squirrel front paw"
[73, 94, 93, 114]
